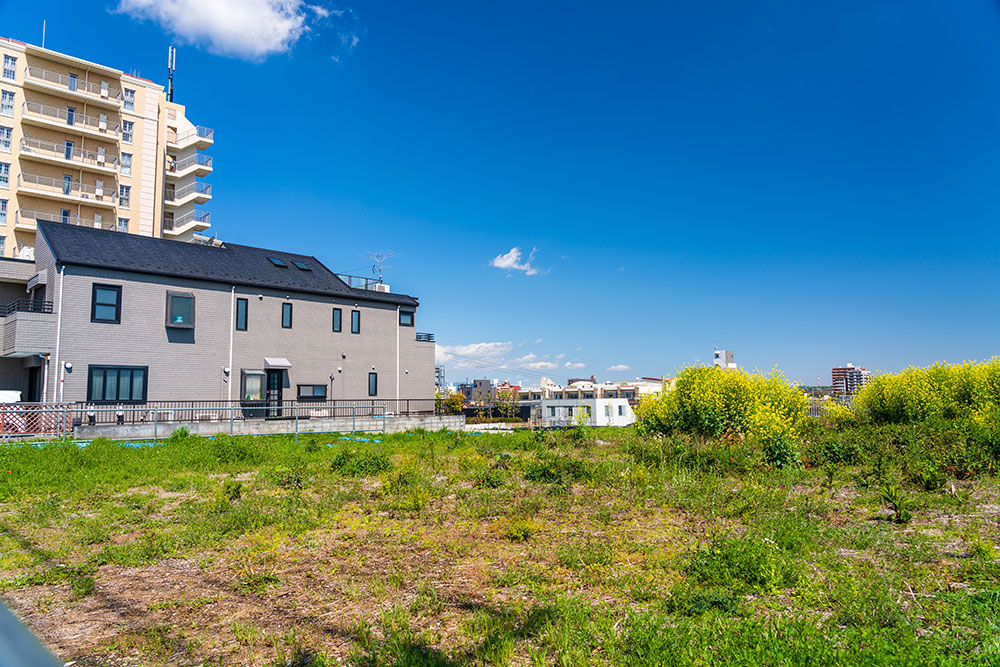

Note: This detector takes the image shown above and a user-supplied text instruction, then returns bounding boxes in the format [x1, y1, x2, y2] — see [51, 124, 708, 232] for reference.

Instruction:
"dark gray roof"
[37, 222, 418, 306]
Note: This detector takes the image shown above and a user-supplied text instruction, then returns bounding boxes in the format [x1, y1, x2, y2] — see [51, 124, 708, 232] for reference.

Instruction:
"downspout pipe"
[396, 305, 400, 401]
[52, 265, 65, 403]
[228, 286, 235, 402]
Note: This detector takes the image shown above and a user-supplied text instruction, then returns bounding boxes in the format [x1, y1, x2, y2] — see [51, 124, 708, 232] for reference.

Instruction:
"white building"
[535, 398, 636, 428]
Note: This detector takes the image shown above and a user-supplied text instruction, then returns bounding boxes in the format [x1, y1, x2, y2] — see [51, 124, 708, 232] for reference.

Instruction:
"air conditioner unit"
[96, 154, 105, 165]
[100, 81, 109, 98]
[373, 283, 391, 293]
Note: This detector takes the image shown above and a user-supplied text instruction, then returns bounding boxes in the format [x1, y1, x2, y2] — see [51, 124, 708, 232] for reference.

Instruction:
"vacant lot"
[0, 426, 998, 666]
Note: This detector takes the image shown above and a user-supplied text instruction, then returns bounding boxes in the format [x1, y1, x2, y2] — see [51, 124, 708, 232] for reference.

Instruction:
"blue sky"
[2, 0, 999, 386]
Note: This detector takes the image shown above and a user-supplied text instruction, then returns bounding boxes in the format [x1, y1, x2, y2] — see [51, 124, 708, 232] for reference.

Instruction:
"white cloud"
[514, 353, 538, 364]
[116, 0, 361, 61]
[533, 338, 544, 345]
[527, 361, 558, 370]
[555, 353, 566, 359]
[490, 247, 538, 276]
[564, 362, 586, 370]
[437, 341, 513, 363]
[607, 364, 631, 372]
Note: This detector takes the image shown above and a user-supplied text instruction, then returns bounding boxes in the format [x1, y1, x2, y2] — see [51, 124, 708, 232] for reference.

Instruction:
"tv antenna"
[366, 251, 397, 283]
[167, 46, 176, 102]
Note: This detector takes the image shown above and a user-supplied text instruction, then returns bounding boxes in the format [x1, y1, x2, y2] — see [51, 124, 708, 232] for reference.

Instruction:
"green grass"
[0, 426, 997, 665]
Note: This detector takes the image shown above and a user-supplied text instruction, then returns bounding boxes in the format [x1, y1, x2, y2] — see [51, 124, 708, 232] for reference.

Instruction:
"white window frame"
[116, 217, 128, 232]
[0, 162, 8, 188]
[0, 200, 6, 225]
[118, 185, 130, 209]
[0, 90, 12, 117]
[1, 56, 15, 81]
[123, 88, 135, 111]
[122, 120, 134, 144]
[0, 126, 10, 152]
[120, 152, 132, 177]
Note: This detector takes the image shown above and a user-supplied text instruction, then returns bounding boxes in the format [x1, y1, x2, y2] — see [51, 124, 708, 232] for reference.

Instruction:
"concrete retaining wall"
[72, 414, 465, 440]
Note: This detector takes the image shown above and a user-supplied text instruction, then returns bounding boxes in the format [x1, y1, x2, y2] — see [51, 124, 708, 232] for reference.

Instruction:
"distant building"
[713, 349, 737, 370]
[832, 363, 872, 395]
[536, 397, 636, 428]
[457, 378, 495, 405]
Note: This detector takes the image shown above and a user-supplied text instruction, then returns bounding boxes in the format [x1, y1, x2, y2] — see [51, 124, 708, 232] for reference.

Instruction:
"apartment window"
[165, 291, 195, 328]
[605, 405, 611, 418]
[122, 120, 134, 144]
[0, 90, 12, 116]
[235, 298, 248, 331]
[117, 217, 128, 233]
[87, 365, 147, 404]
[297, 384, 328, 401]
[67, 74, 78, 92]
[368, 372, 378, 397]
[281, 302, 293, 328]
[91, 284, 122, 324]
[0, 126, 10, 152]
[62, 175, 72, 195]
[567, 407, 574, 417]
[121, 153, 132, 177]
[351, 309, 360, 334]
[399, 310, 414, 327]
[66, 107, 75, 126]
[2, 56, 15, 81]
[64, 141, 74, 160]
[0, 200, 6, 225]
[549, 407, 556, 417]
[118, 185, 130, 208]
[123, 88, 135, 111]
[0, 162, 8, 188]
[0, 236, 5, 255]
[618, 405, 624, 416]
[332, 307, 342, 332]
[61, 209, 70, 224]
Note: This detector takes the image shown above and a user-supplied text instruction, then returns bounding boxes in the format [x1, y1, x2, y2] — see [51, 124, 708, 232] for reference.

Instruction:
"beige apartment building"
[0, 36, 213, 259]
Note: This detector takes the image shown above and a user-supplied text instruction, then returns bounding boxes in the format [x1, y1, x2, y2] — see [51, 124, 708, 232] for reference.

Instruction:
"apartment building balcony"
[19, 136, 119, 175]
[165, 153, 213, 180]
[1, 300, 55, 358]
[163, 181, 212, 208]
[21, 101, 119, 140]
[17, 172, 117, 209]
[416, 332, 436, 343]
[15, 209, 108, 230]
[23, 66, 122, 108]
[162, 209, 211, 237]
[166, 126, 214, 151]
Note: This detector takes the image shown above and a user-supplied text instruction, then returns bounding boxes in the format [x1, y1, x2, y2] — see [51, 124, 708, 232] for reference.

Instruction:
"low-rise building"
[536, 397, 636, 427]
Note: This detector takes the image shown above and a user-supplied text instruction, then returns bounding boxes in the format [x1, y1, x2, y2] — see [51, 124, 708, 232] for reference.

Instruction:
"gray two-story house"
[0, 221, 435, 410]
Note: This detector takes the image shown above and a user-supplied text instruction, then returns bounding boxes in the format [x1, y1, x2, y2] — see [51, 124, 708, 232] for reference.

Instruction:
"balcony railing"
[169, 125, 214, 144]
[167, 153, 213, 172]
[416, 332, 435, 343]
[164, 181, 212, 202]
[18, 172, 116, 203]
[24, 66, 122, 102]
[22, 101, 119, 136]
[163, 209, 211, 231]
[2, 299, 53, 317]
[336, 274, 384, 290]
[16, 209, 110, 229]
[20, 136, 118, 169]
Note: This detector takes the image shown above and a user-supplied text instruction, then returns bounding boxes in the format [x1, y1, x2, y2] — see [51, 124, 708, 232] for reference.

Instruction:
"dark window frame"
[235, 298, 248, 331]
[293, 261, 311, 271]
[91, 283, 122, 324]
[281, 302, 293, 329]
[399, 309, 415, 327]
[268, 257, 287, 267]
[164, 291, 195, 329]
[351, 309, 360, 334]
[297, 384, 328, 401]
[368, 372, 378, 397]
[332, 307, 342, 332]
[86, 364, 148, 404]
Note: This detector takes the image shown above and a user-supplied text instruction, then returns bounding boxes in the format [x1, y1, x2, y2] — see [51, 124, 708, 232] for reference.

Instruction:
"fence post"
[229, 404, 234, 435]
[153, 409, 158, 442]
[352, 406, 356, 435]
[294, 405, 299, 445]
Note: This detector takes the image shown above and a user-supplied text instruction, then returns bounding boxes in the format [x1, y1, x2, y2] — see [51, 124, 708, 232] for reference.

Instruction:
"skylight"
[268, 257, 287, 267]
[293, 261, 311, 271]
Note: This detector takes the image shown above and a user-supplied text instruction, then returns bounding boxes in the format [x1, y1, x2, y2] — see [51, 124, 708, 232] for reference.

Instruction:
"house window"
[0, 236, 5, 255]
[118, 185, 130, 208]
[268, 257, 287, 267]
[235, 298, 248, 331]
[0, 199, 6, 225]
[0, 162, 8, 188]
[368, 372, 378, 397]
[281, 302, 292, 328]
[123, 88, 135, 111]
[61, 209, 70, 224]
[618, 405, 624, 416]
[549, 407, 556, 417]
[293, 261, 310, 271]
[116, 217, 128, 232]
[0, 126, 10, 152]
[121, 153, 131, 176]
[241, 370, 265, 401]
[605, 405, 611, 417]
[351, 309, 360, 334]
[165, 291, 195, 328]
[567, 407, 574, 417]
[297, 384, 328, 401]
[399, 310, 414, 327]
[0, 90, 12, 116]
[87, 365, 147, 404]
[91, 284, 122, 323]
[122, 120, 133, 144]
[332, 307, 341, 332]
[2, 56, 15, 81]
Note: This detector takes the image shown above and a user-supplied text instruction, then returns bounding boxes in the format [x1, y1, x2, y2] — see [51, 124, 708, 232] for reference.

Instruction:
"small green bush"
[211, 436, 262, 465]
[504, 518, 538, 542]
[879, 485, 913, 524]
[523, 454, 590, 484]
[330, 448, 393, 477]
[685, 535, 798, 592]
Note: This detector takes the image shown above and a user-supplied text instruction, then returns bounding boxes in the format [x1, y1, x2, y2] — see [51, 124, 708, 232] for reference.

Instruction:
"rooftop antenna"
[41, 20, 46, 49]
[167, 46, 176, 102]
[366, 251, 397, 283]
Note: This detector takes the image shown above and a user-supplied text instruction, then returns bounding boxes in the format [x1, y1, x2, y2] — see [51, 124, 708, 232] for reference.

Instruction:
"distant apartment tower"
[713, 349, 736, 370]
[0, 37, 213, 258]
[832, 363, 872, 395]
